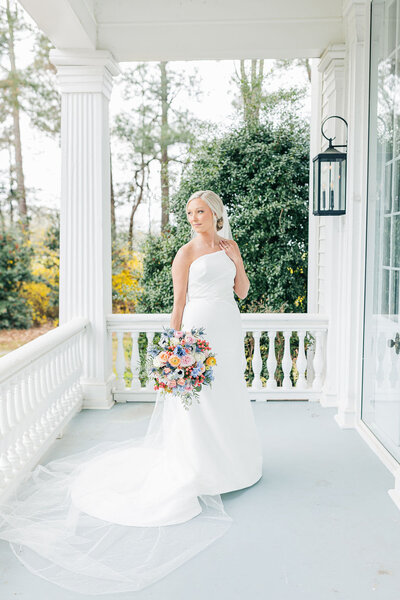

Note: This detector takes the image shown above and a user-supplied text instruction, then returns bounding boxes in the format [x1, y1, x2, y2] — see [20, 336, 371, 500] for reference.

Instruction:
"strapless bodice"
[185, 250, 237, 303]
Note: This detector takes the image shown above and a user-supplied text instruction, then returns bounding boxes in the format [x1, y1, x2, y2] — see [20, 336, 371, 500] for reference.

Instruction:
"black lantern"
[313, 115, 348, 216]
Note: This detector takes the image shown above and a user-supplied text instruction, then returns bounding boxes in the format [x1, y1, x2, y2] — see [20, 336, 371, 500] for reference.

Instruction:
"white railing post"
[295, 330, 308, 389]
[266, 330, 277, 389]
[312, 330, 326, 392]
[130, 331, 141, 391]
[251, 331, 263, 390]
[281, 330, 293, 389]
[242, 330, 248, 380]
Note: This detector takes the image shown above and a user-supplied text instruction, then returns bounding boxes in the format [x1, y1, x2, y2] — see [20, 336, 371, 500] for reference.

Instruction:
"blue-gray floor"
[1, 400, 400, 600]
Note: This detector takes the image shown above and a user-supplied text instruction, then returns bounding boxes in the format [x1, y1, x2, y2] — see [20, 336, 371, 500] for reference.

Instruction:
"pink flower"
[164, 367, 171, 373]
[177, 378, 185, 386]
[175, 330, 183, 337]
[167, 380, 177, 388]
[180, 354, 194, 366]
[184, 334, 196, 344]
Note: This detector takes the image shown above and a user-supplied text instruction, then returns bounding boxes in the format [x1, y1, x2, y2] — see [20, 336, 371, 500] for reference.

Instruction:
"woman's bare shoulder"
[172, 242, 195, 269]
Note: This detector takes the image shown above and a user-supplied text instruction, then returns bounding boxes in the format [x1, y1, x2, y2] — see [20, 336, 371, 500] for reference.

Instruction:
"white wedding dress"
[0, 248, 263, 594]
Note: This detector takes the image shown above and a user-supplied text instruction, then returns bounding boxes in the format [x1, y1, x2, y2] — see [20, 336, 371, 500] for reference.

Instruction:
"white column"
[49, 49, 121, 409]
[335, 0, 371, 427]
[315, 44, 346, 408]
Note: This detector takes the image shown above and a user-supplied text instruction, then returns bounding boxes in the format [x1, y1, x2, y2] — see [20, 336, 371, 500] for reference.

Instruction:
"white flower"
[153, 356, 163, 367]
[170, 336, 180, 346]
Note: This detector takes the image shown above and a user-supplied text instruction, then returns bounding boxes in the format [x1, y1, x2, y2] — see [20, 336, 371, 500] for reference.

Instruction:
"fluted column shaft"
[50, 50, 121, 409]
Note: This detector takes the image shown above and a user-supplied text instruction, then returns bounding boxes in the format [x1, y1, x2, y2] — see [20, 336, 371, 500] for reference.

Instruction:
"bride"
[0, 190, 263, 594]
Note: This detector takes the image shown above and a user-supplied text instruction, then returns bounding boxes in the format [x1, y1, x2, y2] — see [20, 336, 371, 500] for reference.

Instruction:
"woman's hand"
[218, 238, 242, 265]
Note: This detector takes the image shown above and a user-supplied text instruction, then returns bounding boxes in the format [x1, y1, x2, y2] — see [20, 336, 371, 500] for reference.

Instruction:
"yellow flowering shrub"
[20, 238, 59, 325]
[112, 244, 144, 313]
[20, 281, 50, 325]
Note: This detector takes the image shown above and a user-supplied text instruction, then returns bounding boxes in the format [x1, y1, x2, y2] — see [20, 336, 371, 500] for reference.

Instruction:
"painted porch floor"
[1, 400, 400, 600]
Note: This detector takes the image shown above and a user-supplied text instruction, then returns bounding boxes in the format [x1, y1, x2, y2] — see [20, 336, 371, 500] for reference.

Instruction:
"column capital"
[318, 43, 346, 74]
[49, 49, 121, 98]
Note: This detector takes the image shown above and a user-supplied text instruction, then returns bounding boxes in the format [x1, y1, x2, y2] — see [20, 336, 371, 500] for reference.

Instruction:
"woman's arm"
[170, 248, 190, 330]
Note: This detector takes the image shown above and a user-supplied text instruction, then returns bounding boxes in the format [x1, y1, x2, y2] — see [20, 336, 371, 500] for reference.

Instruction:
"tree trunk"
[6, 0, 27, 230]
[160, 61, 169, 233]
[240, 59, 264, 127]
[128, 162, 145, 250]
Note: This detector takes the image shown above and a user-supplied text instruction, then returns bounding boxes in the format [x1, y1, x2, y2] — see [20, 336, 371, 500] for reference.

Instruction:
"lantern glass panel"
[320, 156, 346, 214]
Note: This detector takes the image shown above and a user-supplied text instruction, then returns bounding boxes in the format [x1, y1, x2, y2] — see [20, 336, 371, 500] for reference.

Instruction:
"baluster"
[14, 378, 27, 465]
[312, 330, 326, 391]
[250, 331, 263, 391]
[20, 368, 30, 419]
[266, 330, 277, 389]
[281, 330, 293, 389]
[60, 345, 70, 415]
[0, 385, 13, 484]
[70, 337, 80, 400]
[115, 331, 126, 390]
[73, 334, 80, 375]
[295, 330, 307, 389]
[306, 333, 315, 387]
[144, 331, 155, 391]
[47, 352, 56, 398]
[37, 363, 48, 442]
[28, 371, 41, 450]
[34, 358, 45, 410]
[42, 361, 53, 436]
[21, 369, 34, 458]
[55, 348, 65, 420]
[242, 330, 248, 383]
[48, 352, 59, 427]
[74, 334, 84, 406]
[6, 381, 20, 472]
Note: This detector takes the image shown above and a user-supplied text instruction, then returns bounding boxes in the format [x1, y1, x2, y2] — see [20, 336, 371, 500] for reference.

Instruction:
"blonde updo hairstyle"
[186, 190, 224, 233]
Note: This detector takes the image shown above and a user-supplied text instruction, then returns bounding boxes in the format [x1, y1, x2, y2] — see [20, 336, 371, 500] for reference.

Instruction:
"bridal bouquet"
[145, 326, 217, 410]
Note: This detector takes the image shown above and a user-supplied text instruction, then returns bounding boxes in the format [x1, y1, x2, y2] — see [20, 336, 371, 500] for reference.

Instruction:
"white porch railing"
[0, 317, 88, 502]
[107, 313, 329, 402]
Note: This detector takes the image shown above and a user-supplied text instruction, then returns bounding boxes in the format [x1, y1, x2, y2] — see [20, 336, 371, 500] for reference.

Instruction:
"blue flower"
[174, 345, 186, 357]
[191, 364, 202, 377]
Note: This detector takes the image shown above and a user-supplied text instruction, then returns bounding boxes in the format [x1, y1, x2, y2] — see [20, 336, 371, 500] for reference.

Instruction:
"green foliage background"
[0, 229, 33, 329]
[137, 117, 309, 314]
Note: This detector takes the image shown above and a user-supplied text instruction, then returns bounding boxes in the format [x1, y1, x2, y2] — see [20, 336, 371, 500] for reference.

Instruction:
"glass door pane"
[362, 0, 400, 460]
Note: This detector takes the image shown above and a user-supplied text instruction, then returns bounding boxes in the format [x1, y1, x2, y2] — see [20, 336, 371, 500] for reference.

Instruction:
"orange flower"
[159, 351, 169, 362]
[205, 356, 216, 366]
[169, 355, 181, 367]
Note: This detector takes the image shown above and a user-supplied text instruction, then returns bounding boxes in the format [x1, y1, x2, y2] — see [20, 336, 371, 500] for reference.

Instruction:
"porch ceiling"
[18, 0, 345, 61]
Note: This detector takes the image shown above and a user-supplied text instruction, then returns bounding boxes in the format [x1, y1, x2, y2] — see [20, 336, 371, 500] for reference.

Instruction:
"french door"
[362, 0, 400, 460]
